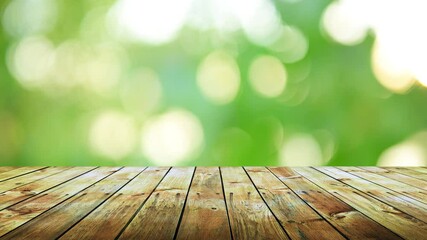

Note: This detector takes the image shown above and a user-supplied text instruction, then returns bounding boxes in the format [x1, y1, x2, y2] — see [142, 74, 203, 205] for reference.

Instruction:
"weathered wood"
[1, 167, 143, 240]
[320, 167, 427, 223]
[59, 167, 169, 240]
[269, 167, 401, 240]
[0, 167, 18, 174]
[0, 166, 425, 239]
[358, 167, 427, 191]
[412, 167, 427, 174]
[339, 167, 427, 204]
[296, 167, 427, 239]
[118, 167, 195, 240]
[0, 167, 47, 182]
[0, 167, 95, 210]
[386, 167, 427, 181]
[0, 167, 68, 193]
[176, 167, 231, 240]
[245, 167, 345, 240]
[0, 167, 120, 237]
[221, 167, 289, 240]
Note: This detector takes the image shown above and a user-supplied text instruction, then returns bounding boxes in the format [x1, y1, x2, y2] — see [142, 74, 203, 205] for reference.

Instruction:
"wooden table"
[0, 167, 426, 239]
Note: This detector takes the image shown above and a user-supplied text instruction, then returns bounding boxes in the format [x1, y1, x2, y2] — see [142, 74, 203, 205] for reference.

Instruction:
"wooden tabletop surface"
[0, 166, 426, 239]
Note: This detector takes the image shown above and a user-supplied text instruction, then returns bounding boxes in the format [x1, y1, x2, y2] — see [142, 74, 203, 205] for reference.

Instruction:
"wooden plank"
[295, 167, 427, 239]
[118, 167, 195, 240]
[386, 167, 427, 181]
[221, 167, 289, 240]
[0, 167, 18, 174]
[0, 167, 120, 237]
[1, 167, 144, 240]
[358, 167, 427, 191]
[245, 167, 345, 240]
[339, 167, 427, 204]
[269, 167, 400, 240]
[0, 167, 69, 193]
[320, 167, 427, 222]
[59, 167, 169, 240]
[176, 167, 231, 240]
[0, 166, 424, 239]
[0, 167, 47, 182]
[0, 167, 95, 210]
[412, 167, 427, 174]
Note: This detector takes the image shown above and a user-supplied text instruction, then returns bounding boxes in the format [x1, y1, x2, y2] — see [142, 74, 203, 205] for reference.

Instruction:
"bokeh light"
[378, 142, 425, 166]
[187, 0, 283, 46]
[89, 111, 137, 161]
[378, 131, 427, 166]
[371, 41, 415, 93]
[321, 0, 368, 45]
[2, 0, 57, 38]
[1, 0, 427, 166]
[249, 55, 287, 98]
[140, 109, 204, 165]
[51, 41, 125, 94]
[322, 0, 427, 94]
[233, 0, 283, 46]
[280, 133, 324, 166]
[269, 25, 309, 63]
[109, 0, 193, 44]
[197, 50, 240, 104]
[7, 36, 55, 90]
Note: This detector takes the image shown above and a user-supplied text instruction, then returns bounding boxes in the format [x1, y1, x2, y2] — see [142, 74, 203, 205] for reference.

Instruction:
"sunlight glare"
[187, 0, 283, 46]
[322, 0, 427, 92]
[109, 0, 193, 44]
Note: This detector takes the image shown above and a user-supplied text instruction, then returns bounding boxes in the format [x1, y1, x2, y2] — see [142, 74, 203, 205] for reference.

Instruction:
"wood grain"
[0, 167, 68, 193]
[321, 167, 427, 223]
[0, 167, 18, 174]
[269, 167, 401, 240]
[221, 167, 289, 240]
[176, 167, 231, 240]
[296, 167, 427, 239]
[0, 166, 425, 239]
[1, 167, 143, 240]
[386, 167, 427, 181]
[358, 167, 427, 191]
[0, 167, 120, 237]
[0, 167, 95, 210]
[412, 167, 427, 174]
[59, 167, 169, 240]
[0, 167, 47, 182]
[118, 167, 195, 240]
[338, 167, 427, 204]
[245, 167, 345, 240]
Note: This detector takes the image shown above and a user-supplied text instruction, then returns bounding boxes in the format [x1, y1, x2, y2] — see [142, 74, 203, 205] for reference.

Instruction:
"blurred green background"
[1, 0, 427, 166]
